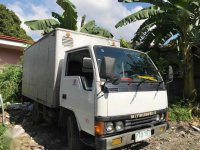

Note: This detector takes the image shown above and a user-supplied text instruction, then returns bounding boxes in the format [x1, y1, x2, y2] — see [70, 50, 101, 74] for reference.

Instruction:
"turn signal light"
[95, 122, 104, 135]
[160, 126, 165, 133]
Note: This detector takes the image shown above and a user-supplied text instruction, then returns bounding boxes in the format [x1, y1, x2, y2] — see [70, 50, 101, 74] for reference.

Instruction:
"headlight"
[160, 113, 165, 120]
[115, 121, 124, 131]
[156, 113, 165, 121]
[105, 122, 114, 133]
[156, 114, 160, 121]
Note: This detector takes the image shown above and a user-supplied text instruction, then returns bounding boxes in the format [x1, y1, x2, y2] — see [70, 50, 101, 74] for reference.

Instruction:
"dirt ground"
[0, 106, 200, 150]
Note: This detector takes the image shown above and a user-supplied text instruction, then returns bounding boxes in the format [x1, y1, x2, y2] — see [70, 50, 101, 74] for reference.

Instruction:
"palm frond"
[25, 19, 59, 33]
[52, 12, 64, 24]
[115, 6, 164, 28]
[56, 0, 78, 30]
[81, 15, 86, 28]
[81, 20, 113, 38]
[118, 0, 168, 6]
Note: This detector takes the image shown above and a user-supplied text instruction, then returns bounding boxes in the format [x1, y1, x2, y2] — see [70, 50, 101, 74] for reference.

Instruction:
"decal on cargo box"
[62, 36, 73, 48]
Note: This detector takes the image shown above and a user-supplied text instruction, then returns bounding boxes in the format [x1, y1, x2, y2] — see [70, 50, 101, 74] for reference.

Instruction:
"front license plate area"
[111, 138, 122, 146]
[135, 129, 151, 142]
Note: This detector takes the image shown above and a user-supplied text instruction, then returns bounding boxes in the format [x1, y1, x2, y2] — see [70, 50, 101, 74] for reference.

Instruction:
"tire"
[32, 102, 42, 123]
[67, 114, 82, 150]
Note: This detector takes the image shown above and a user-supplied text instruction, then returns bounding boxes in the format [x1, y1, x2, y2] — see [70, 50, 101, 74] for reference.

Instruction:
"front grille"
[125, 115, 157, 130]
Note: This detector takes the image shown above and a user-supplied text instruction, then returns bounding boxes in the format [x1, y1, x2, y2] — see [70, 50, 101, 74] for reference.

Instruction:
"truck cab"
[60, 45, 168, 149]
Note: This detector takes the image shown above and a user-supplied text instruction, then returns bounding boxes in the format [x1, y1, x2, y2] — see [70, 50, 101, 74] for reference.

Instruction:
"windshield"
[94, 46, 162, 82]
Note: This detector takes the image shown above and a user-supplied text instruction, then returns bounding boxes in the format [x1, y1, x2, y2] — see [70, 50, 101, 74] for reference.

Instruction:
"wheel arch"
[59, 107, 82, 131]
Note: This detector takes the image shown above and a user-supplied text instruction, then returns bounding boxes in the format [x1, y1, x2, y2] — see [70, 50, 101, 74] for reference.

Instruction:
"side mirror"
[166, 65, 173, 84]
[82, 57, 93, 73]
[100, 56, 116, 79]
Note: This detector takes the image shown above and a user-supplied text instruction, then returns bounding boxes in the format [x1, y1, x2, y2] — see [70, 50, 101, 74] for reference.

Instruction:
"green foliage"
[168, 104, 193, 121]
[0, 4, 32, 40]
[80, 20, 113, 38]
[120, 38, 132, 49]
[0, 65, 22, 103]
[0, 125, 9, 150]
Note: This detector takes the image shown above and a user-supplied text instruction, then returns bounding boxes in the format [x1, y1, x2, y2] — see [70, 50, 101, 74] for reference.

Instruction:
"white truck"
[22, 28, 171, 150]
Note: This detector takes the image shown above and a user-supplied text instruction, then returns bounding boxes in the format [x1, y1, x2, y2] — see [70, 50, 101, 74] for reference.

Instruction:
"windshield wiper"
[130, 78, 146, 104]
[100, 77, 120, 94]
[154, 80, 164, 99]
[110, 77, 120, 85]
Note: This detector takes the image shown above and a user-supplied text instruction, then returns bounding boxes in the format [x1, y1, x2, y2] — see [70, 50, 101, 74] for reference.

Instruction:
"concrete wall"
[0, 47, 22, 69]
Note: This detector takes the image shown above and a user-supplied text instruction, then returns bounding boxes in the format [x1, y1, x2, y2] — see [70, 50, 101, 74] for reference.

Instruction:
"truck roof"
[25, 28, 120, 51]
[55, 28, 119, 42]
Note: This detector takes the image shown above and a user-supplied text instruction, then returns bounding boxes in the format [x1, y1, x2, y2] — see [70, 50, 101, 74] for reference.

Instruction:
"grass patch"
[0, 125, 9, 150]
[168, 102, 200, 121]
[169, 105, 192, 121]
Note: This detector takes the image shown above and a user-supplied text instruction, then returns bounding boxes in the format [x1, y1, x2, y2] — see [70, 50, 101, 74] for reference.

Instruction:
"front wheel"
[67, 114, 83, 150]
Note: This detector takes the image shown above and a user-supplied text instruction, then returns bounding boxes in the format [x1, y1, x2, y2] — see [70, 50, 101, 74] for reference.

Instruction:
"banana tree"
[116, 0, 200, 101]
[25, 0, 113, 38]
[25, 0, 77, 33]
[81, 20, 113, 38]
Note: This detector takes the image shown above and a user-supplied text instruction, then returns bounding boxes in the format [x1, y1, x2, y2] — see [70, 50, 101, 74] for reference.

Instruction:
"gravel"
[0, 108, 199, 150]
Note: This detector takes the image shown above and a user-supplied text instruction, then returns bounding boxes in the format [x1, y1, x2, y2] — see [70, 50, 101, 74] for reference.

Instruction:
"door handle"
[62, 94, 67, 100]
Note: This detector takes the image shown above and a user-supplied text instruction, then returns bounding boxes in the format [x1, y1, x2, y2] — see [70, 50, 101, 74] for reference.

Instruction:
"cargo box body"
[22, 28, 120, 108]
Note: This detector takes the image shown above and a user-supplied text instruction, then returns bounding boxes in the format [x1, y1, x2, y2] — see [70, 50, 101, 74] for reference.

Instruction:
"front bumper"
[96, 123, 167, 150]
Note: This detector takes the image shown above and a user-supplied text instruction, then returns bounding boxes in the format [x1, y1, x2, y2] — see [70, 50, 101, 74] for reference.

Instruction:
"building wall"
[0, 47, 22, 69]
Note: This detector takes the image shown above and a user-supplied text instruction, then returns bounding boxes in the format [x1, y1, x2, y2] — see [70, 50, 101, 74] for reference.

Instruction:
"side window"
[66, 49, 94, 91]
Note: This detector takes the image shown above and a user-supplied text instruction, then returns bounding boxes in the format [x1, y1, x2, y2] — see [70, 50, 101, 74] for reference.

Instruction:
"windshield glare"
[94, 46, 162, 82]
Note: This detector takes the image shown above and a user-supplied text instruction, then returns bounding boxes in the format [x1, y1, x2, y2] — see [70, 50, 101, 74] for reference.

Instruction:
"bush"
[0, 65, 22, 103]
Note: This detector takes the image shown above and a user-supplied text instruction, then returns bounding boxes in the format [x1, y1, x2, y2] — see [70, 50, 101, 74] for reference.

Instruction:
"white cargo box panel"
[22, 28, 120, 108]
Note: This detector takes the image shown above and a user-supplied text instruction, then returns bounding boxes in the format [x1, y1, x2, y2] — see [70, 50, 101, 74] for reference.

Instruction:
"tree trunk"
[183, 46, 196, 101]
